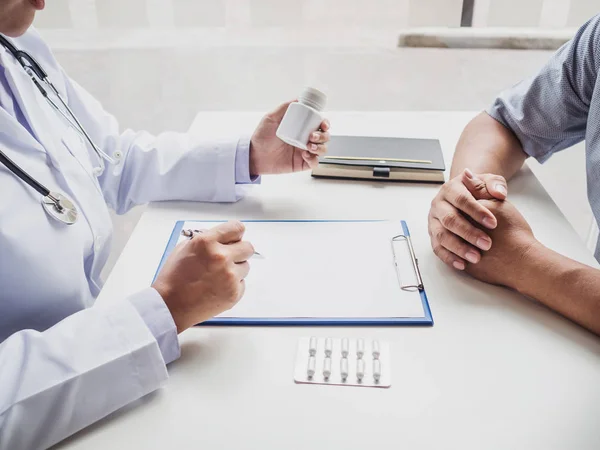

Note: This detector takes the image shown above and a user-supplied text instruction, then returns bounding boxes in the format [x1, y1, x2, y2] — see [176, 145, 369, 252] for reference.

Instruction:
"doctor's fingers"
[236, 280, 247, 302]
[302, 151, 320, 169]
[308, 130, 330, 145]
[202, 220, 246, 245]
[306, 142, 327, 156]
[226, 240, 256, 263]
[233, 261, 251, 281]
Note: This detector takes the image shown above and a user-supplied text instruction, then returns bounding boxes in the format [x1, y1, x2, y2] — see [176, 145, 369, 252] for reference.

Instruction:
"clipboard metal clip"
[391, 234, 424, 292]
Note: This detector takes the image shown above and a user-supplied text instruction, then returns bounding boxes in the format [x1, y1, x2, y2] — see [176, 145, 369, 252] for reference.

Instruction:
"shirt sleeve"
[234, 136, 261, 184]
[21, 27, 259, 213]
[0, 294, 169, 450]
[129, 288, 181, 365]
[62, 76, 257, 214]
[487, 14, 600, 163]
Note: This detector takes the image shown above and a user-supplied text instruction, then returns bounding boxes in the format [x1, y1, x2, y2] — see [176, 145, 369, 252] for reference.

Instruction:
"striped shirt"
[488, 14, 600, 260]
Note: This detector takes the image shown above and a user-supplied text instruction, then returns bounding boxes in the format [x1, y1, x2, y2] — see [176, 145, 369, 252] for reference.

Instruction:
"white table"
[59, 112, 600, 450]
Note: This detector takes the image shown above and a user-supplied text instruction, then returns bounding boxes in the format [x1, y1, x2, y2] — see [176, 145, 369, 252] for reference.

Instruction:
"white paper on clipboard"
[177, 221, 427, 319]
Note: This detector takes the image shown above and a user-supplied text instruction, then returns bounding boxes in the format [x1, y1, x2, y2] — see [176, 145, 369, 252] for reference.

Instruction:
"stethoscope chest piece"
[0, 34, 121, 225]
[42, 192, 78, 225]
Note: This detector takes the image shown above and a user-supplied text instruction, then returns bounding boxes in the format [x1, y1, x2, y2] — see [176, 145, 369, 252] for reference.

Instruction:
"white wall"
[33, 0, 599, 30]
[34, 0, 470, 30]
[474, 0, 598, 27]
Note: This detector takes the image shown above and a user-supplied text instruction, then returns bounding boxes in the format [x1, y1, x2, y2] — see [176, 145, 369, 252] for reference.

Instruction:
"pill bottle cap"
[298, 87, 327, 111]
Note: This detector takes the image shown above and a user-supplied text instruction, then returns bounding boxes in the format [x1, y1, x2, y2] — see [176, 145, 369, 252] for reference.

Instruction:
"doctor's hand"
[429, 168, 508, 271]
[249, 100, 330, 175]
[464, 199, 537, 290]
[152, 221, 254, 333]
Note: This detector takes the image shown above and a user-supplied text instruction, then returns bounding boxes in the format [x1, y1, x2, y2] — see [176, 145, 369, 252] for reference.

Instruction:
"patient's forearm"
[451, 112, 528, 179]
[516, 242, 600, 335]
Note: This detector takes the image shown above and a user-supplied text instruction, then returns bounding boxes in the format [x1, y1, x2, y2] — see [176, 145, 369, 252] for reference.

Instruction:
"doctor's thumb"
[266, 99, 297, 122]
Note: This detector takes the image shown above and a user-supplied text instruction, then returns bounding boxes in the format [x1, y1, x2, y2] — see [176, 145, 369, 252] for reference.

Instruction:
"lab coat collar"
[0, 45, 63, 164]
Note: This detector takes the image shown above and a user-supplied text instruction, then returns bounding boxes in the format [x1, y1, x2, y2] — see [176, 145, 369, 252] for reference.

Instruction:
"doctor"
[0, 1, 331, 448]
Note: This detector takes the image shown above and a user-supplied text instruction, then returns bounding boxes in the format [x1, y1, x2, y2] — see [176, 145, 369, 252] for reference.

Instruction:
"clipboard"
[154, 220, 433, 327]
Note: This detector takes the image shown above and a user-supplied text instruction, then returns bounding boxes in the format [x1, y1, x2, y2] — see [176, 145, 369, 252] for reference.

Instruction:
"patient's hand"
[464, 199, 537, 289]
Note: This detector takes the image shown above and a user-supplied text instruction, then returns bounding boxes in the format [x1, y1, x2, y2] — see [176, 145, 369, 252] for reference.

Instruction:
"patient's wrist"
[513, 239, 548, 296]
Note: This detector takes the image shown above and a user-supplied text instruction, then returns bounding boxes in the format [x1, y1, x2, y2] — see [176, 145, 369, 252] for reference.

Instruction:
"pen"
[181, 228, 263, 258]
[323, 156, 432, 164]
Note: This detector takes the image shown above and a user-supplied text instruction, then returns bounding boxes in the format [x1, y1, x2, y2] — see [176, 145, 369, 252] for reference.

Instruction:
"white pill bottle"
[276, 87, 327, 150]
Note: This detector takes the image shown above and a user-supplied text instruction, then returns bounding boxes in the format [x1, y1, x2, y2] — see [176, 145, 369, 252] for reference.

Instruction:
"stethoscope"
[0, 34, 121, 225]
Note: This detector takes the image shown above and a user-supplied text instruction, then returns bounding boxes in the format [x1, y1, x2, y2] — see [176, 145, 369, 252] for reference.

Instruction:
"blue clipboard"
[154, 220, 433, 327]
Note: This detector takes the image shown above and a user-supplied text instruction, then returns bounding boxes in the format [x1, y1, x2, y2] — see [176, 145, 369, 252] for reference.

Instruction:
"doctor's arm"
[61, 76, 329, 214]
[0, 291, 169, 450]
[62, 75, 252, 213]
[0, 222, 252, 449]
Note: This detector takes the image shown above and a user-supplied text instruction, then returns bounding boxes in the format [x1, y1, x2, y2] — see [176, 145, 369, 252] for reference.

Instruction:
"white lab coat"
[0, 29, 249, 449]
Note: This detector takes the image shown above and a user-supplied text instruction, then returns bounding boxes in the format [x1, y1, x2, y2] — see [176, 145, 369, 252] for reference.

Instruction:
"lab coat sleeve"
[130, 287, 181, 365]
[62, 76, 256, 214]
[0, 289, 169, 450]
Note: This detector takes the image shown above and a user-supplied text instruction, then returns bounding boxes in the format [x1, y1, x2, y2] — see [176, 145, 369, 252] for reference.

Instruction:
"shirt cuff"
[234, 137, 261, 184]
[129, 288, 181, 365]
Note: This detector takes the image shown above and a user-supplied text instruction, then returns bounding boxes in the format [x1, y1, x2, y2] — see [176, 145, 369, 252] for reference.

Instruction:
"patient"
[427, 14, 600, 335]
